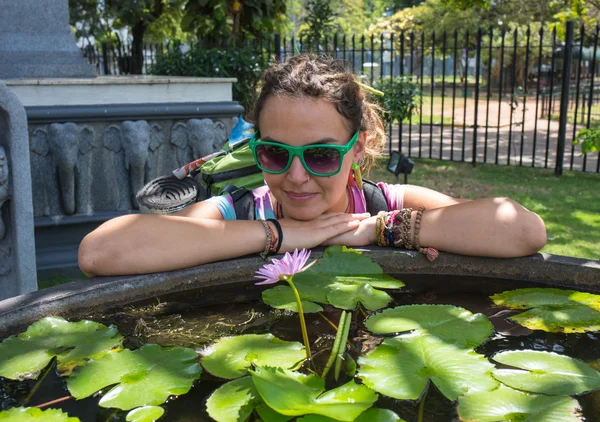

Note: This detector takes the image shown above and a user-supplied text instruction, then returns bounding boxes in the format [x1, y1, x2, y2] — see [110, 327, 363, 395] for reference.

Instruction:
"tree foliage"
[69, 0, 185, 73]
[298, 0, 340, 49]
[181, 0, 287, 47]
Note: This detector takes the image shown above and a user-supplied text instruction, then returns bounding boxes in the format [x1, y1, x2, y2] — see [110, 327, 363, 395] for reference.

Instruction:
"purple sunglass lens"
[256, 145, 289, 171]
[303, 147, 341, 174]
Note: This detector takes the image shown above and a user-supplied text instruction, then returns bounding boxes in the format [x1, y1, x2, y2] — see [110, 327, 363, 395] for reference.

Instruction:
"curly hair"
[250, 54, 386, 172]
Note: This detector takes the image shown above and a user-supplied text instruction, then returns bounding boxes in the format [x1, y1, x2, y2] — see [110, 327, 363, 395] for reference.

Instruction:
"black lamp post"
[386, 151, 415, 184]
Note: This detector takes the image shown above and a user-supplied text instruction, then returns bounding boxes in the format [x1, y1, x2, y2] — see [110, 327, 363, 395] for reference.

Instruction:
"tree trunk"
[131, 21, 146, 75]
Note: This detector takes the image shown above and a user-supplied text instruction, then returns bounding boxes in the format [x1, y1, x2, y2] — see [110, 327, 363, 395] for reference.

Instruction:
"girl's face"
[258, 95, 365, 221]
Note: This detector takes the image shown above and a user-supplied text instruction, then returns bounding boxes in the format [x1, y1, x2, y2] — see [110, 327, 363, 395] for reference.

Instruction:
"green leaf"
[354, 408, 405, 422]
[262, 246, 404, 312]
[292, 246, 404, 311]
[200, 334, 305, 379]
[125, 406, 165, 422]
[365, 305, 493, 347]
[206, 377, 259, 422]
[0, 316, 123, 380]
[334, 276, 405, 290]
[0, 407, 80, 422]
[296, 246, 403, 282]
[326, 283, 392, 311]
[492, 350, 600, 395]
[255, 403, 293, 422]
[357, 333, 498, 401]
[250, 366, 378, 421]
[67, 344, 201, 410]
[262, 286, 323, 313]
[491, 288, 600, 333]
[457, 384, 583, 422]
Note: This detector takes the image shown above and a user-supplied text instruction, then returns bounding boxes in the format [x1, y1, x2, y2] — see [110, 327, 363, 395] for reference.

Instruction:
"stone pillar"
[0, 0, 96, 79]
[0, 82, 37, 300]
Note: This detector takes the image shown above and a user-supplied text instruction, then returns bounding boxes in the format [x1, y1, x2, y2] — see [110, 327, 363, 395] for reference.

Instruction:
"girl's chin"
[281, 202, 326, 221]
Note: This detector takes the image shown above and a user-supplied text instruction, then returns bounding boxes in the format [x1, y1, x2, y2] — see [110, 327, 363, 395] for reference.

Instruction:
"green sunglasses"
[249, 131, 359, 177]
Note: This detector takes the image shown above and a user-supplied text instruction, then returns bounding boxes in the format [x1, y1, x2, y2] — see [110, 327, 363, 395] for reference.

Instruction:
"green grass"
[369, 158, 600, 260]
[38, 273, 87, 290]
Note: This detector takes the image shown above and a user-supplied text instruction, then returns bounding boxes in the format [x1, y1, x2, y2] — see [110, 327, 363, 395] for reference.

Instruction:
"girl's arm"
[402, 185, 547, 258]
[324, 185, 546, 258]
[78, 202, 369, 276]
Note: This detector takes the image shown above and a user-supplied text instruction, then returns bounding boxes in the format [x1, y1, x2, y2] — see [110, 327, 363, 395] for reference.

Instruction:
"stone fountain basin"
[1, 248, 599, 338]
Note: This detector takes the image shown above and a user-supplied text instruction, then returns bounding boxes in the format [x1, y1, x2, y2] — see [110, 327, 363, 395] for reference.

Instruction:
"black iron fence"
[81, 22, 600, 173]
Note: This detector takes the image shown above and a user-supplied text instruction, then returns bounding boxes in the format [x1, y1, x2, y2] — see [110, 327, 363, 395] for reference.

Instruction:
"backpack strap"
[362, 179, 389, 214]
[221, 184, 255, 220]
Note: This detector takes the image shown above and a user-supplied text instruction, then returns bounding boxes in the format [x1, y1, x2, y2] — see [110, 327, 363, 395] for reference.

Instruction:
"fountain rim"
[0, 248, 598, 337]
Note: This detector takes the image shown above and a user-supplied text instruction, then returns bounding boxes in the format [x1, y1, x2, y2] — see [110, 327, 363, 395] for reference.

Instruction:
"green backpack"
[137, 117, 263, 214]
[198, 142, 264, 198]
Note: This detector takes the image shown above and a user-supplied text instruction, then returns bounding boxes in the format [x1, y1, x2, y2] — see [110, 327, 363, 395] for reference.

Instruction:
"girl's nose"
[286, 156, 310, 183]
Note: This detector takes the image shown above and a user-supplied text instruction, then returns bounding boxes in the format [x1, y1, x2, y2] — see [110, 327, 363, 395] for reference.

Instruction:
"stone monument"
[0, 0, 95, 79]
[0, 82, 37, 300]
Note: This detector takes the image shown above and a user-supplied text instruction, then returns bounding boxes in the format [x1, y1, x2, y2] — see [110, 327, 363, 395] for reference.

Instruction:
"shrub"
[574, 127, 600, 155]
[149, 40, 266, 112]
[373, 76, 421, 125]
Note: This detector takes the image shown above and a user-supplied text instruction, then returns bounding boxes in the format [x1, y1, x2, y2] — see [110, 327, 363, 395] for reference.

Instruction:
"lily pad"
[357, 333, 498, 401]
[457, 384, 583, 422]
[491, 288, 600, 333]
[296, 408, 405, 422]
[125, 406, 165, 422]
[492, 350, 600, 395]
[326, 283, 392, 311]
[262, 286, 323, 313]
[264, 246, 404, 312]
[200, 334, 305, 379]
[206, 377, 259, 422]
[365, 305, 493, 347]
[250, 366, 378, 421]
[0, 407, 80, 422]
[68, 343, 201, 410]
[0, 316, 123, 380]
[255, 403, 293, 422]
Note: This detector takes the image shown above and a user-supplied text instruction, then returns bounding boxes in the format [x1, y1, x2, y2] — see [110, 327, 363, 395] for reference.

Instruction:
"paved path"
[388, 98, 600, 173]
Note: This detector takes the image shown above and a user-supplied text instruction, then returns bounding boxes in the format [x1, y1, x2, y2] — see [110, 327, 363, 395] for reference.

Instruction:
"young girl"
[78, 55, 546, 276]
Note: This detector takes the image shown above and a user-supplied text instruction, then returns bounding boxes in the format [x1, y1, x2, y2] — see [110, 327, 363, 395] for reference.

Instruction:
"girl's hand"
[321, 215, 378, 247]
[277, 212, 371, 252]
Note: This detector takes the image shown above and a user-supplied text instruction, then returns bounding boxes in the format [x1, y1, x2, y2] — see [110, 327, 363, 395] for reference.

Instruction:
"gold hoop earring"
[352, 162, 363, 190]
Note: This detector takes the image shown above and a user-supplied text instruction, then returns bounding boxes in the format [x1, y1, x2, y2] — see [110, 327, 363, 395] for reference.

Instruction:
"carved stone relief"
[30, 123, 96, 216]
[29, 118, 230, 216]
[0, 146, 9, 240]
[170, 118, 228, 166]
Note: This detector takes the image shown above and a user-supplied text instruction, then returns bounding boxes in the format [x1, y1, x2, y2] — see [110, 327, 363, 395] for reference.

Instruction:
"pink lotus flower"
[254, 249, 316, 285]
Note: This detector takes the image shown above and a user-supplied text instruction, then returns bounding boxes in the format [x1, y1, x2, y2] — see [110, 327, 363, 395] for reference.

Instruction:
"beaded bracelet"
[376, 212, 386, 246]
[413, 206, 439, 261]
[392, 208, 413, 249]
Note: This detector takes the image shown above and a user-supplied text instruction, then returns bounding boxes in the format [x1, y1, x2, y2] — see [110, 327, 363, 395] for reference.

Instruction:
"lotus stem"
[34, 395, 72, 409]
[24, 357, 55, 405]
[286, 277, 312, 360]
[358, 303, 368, 319]
[334, 312, 352, 381]
[318, 312, 338, 331]
[322, 311, 347, 379]
[417, 387, 428, 422]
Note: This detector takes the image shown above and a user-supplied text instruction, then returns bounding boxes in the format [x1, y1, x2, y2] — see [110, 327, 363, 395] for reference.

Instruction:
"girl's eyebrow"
[261, 136, 342, 146]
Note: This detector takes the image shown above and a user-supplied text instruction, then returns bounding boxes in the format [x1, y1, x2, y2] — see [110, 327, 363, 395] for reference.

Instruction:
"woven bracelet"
[267, 218, 284, 254]
[258, 219, 272, 260]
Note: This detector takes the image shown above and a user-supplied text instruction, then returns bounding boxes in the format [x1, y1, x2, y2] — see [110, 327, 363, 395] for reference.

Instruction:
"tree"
[298, 0, 340, 49]
[69, 0, 185, 74]
[181, 0, 287, 47]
